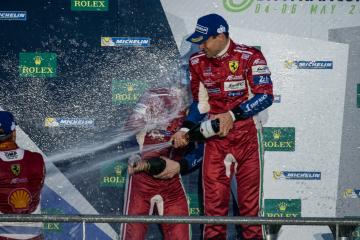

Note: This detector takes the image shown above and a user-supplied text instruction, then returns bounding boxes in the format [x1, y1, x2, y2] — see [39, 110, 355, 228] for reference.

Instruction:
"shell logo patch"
[8, 188, 31, 211]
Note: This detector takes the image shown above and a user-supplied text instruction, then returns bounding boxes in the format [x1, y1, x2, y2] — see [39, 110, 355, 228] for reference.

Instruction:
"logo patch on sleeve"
[253, 75, 272, 85]
[252, 65, 271, 75]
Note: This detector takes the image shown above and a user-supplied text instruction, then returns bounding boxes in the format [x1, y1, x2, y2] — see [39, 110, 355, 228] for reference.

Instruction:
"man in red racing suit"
[0, 111, 46, 240]
[172, 14, 273, 240]
[120, 88, 203, 240]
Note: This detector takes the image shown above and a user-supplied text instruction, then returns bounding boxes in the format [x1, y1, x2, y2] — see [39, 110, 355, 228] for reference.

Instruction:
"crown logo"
[9, 189, 31, 210]
[114, 165, 122, 176]
[272, 130, 281, 140]
[278, 202, 287, 212]
[127, 83, 135, 92]
[34, 56, 43, 65]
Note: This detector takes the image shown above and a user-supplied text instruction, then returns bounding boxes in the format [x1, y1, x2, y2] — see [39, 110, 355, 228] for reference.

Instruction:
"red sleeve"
[246, 50, 273, 96]
[189, 57, 201, 102]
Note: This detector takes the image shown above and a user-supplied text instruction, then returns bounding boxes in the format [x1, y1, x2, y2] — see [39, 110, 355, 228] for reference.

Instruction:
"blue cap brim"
[186, 32, 208, 44]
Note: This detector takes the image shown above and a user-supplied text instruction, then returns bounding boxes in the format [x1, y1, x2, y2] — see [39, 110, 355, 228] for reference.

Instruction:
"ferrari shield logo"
[229, 60, 239, 74]
[11, 164, 21, 176]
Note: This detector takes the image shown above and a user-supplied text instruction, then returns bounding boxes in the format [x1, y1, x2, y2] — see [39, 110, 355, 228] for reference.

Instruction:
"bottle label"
[200, 120, 217, 138]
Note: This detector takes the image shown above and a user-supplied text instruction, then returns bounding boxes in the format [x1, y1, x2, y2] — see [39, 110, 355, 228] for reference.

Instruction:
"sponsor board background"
[162, 1, 359, 238]
[0, 0, 359, 239]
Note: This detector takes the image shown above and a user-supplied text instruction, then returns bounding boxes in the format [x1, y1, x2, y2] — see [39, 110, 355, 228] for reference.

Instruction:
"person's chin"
[205, 53, 213, 58]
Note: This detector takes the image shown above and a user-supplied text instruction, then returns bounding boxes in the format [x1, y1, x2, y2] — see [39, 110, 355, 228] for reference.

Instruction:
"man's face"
[199, 34, 227, 58]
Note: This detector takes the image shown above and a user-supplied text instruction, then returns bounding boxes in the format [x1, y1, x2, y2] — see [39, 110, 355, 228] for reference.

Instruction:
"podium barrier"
[0, 215, 359, 240]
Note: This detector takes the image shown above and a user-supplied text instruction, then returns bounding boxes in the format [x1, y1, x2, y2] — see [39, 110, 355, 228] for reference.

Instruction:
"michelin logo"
[343, 188, 360, 199]
[297, 61, 333, 69]
[44, 117, 95, 128]
[273, 171, 321, 180]
[101, 37, 150, 47]
[285, 60, 333, 69]
[0, 11, 27, 21]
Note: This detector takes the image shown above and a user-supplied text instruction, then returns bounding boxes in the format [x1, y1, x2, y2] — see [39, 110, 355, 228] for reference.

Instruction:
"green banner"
[263, 127, 295, 151]
[353, 226, 360, 239]
[42, 209, 63, 232]
[71, 0, 109, 12]
[100, 161, 127, 188]
[112, 79, 148, 105]
[187, 192, 203, 216]
[264, 199, 301, 217]
[71, 0, 108, 11]
[19, 52, 57, 78]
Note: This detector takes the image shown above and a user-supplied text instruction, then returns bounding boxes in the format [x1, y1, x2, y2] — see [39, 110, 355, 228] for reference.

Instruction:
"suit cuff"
[179, 158, 189, 174]
[182, 120, 196, 130]
[180, 128, 190, 133]
[228, 111, 236, 121]
[231, 106, 246, 121]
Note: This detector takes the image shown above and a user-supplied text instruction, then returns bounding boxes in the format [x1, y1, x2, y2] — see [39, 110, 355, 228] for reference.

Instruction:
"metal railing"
[0, 214, 359, 240]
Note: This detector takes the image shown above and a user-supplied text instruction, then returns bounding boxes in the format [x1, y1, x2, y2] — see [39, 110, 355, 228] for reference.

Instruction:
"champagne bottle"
[186, 119, 220, 142]
[129, 155, 166, 176]
[146, 157, 166, 175]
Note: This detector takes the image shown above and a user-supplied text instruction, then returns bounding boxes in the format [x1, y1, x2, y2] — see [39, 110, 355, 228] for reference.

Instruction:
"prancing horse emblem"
[229, 60, 239, 74]
[11, 164, 21, 176]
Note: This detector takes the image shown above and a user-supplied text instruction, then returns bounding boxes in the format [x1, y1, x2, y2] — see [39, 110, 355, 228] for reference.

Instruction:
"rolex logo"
[278, 202, 287, 212]
[272, 130, 281, 140]
[114, 165, 122, 176]
[34, 56, 43, 65]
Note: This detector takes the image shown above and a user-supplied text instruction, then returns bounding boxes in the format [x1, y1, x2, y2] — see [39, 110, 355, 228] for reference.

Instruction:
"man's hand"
[213, 112, 234, 137]
[154, 156, 180, 179]
[171, 131, 189, 148]
[128, 160, 149, 175]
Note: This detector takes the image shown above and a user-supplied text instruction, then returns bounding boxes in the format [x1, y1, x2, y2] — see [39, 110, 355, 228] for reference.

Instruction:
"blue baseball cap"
[0, 111, 16, 141]
[186, 14, 229, 44]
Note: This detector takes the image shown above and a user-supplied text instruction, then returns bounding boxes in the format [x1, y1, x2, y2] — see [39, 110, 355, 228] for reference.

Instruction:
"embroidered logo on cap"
[217, 25, 226, 33]
[191, 36, 204, 43]
[195, 24, 208, 34]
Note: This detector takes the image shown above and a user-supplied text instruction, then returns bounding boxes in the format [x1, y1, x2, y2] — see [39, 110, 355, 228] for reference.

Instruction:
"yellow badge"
[191, 36, 203, 43]
[11, 164, 21, 176]
[9, 189, 31, 210]
[229, 60, 239, 74]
